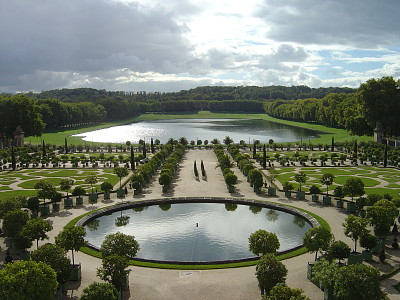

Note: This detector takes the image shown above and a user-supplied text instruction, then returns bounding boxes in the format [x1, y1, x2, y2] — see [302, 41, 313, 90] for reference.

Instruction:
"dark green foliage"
[80, 282, 118, 300]
[256, 253, 287, 296]
[100, 232, 140, 259]
[249, 230, 280, 256]
[303, 227, 333, 260]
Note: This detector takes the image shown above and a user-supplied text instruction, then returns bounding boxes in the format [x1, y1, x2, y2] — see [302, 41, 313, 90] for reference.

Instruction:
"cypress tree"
[253, 142, 256, 159]
[384, 143, 388, 168]
[142, 139, 146, 157]
[151, 137, 155, 154]
[262, 144, 266, 169]
[11, 146, 16, 170]
[130, 146, 135, 170]
[331, 136, 335, 152]
[42, 140, 46, 158]
[65, 137, 68, 154]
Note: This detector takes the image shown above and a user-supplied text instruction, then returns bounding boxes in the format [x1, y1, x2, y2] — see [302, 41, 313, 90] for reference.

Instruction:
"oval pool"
[81, 199, 314, 263]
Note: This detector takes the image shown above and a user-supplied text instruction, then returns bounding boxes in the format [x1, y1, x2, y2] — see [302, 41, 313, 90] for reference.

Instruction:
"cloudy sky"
[1, 0, 399, 93]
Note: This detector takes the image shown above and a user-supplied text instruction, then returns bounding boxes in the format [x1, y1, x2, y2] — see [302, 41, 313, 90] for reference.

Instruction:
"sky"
[1, 0, 399, 93]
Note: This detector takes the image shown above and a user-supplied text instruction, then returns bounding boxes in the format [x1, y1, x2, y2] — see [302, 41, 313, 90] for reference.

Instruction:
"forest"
[0, 77, 399, 143]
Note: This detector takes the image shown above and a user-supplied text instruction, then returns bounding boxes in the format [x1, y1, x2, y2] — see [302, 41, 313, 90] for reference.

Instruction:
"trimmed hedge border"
[65, 197, 327, 269]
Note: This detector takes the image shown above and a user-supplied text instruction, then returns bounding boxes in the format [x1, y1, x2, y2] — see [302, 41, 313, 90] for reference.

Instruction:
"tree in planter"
[343, 214, 369, 253]
[113, 167, 129, 189]
[31, 243, 72, 285]
[130, 173, 144, 192]
[20, 217, 53, 249]
[97, 254, 130, 292]
[130, 145, 135, 171]
[333, 264, 386, 300]
[81, 282, 119, 300]
[55, 226, 87, 267]
[2, 209, 29, 240]
[282, 181, 294, 195]
[327, 240, 351, 264]
[100, 181, 113, 198]
[194, 160, 199, 178]
[303, 226, 333, 261]
[312, 258, 340, 292]
[200, 159, 206, 177]
[266, 284, 310, 300]
[159, 171, 172, 189]
[334, 185, 345, 200]
[248, 169, 264, 191]
[100, 232, 140, 259]
[309, 184, 321, 195]
[256, 253, 287, 296]
[34, 180, 57, 204]
[343, 177, 365, 201]
[72, 186, 86, 197]
[367, 199, 398, 238]
[0, 260, 58, 300]
[294, 172, 307, 191]
[224, 172, 238, 189]
[27, 196, 40, 215]
[266, 170, 278, 187]
[85, 175, 98, 194]
[60, 178, 74, 199]
[320, 173, 335, 196]
[223, 136, 233, 145]
[360, 233, 378, 258]
[0, 196, 26, 218]
[248, 229, 280, 256]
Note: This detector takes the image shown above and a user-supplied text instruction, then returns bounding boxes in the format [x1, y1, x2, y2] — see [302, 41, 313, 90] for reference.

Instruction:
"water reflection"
[86, 219, 100, 231]
[266, 209, 279, 222]
[115, 216, 130, 227]
[293, 215, 306, 228]
[84, 202, 312, 261]
[159, 203, 171, 211]
[74, 119, 320, 144]
[249, 205, 262, 214]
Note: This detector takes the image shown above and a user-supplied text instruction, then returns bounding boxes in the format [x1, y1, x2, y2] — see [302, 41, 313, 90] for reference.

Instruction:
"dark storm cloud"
[0, 0, 197, 90]
[257, 0, 400, 47]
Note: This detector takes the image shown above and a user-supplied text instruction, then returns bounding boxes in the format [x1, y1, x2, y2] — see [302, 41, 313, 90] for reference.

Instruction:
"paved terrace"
[1, 149, 400, 300]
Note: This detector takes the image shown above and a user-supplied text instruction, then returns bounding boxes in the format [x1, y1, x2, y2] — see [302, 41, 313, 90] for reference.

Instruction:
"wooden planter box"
[372, 238, 386, 254]
[284, 191, 291, 197]
[348, 252, 363, 265]
[358, 209, 366, 218]
[162, 185, 169, 193]
[52, 203, 60, 212]
[76, 197, 84, 205]
[70, 264, 81, 281]
[336, 200, 344, 208]
[228, 185, 235, 193]
[268, 187, 276, 196]
[30, 211, 38, 219]
[312, 194, 319, 202]
[307, 263, 313, 280]
[346, 202, 357, 213]
[88, 193, 98, 203]
[362, 250, 373, 261]
[323, 196, 331, 206]
[253, 186, 261, 194]
[103, 192, 111, 200]
[117, 189, 125, 198]
[64, 198, 73, 208]
[19, 250, 30, 260]
[40, 205, 50, 215]
[296, 191, 305, 200]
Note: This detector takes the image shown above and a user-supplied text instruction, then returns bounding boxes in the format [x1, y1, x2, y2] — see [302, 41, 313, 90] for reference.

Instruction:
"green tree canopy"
[320, 173, 335, 195]
[248, 229, 280, 256]
[100, 232, 140, 259]
[303, 226, 333, 260]
[294, 172, 307, 191]
[0, 260, 58, 300]
[20, 217, 53, 249]
[60, 178, 74, 198]
[55, 226, 86, 266]
[255, 253, 288, 296]
[2, 209, 29, 239]
[334, 264, 386, 300]
[31, 243, 71, 284]
[343, 214, 369, 252]
[367, 199, 398, 237]
[34, 180, 57, 203]
[80, 282, 119, 300]
[113, 167, 129, 189]
[100, 181, 113, 193]
[266, 285, 310, 300]
[97, 254, 130, 291]
[343, 178, 365, 201]
[0, 196, 26, 218]
[85, 175, 98, 193]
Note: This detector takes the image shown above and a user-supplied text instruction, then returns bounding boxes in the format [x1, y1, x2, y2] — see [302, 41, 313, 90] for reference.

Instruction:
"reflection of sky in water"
[84, 203, 311, 261]
[73, 119, 319, 144]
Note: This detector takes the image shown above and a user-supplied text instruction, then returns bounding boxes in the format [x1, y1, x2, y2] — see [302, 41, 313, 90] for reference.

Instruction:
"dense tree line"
[25, 85, 355, 103]
[263, 77, 400, 136]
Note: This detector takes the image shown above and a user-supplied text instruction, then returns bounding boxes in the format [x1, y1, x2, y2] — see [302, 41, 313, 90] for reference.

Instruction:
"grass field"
[274, 165, 400, 198]
[28, 111, 373, 146]
[0, 169, 120, 200]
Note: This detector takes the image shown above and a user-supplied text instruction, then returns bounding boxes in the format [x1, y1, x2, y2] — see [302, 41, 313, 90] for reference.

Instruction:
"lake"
[73, 118, 320, 144]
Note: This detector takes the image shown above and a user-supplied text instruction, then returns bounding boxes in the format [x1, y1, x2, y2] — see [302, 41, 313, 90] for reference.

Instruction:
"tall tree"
[303, 226, 334, 260]
[20, 218, 53, 249]
[248, 230, 280, 256]
[55, 226, 86, 266]
[262, 144, 267, 169]
[256, 253, 287, 296]
[100, 232, 140, 259]
[320, 173, 335, 195]
[11, 145, 16, 170]
[343, 214, 369, 253]
[343, 178, 365, 201]
[130, 146, 135, 170]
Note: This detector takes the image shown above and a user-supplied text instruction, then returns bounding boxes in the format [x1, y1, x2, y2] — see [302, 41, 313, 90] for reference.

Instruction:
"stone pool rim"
[76, 197, 320, 265]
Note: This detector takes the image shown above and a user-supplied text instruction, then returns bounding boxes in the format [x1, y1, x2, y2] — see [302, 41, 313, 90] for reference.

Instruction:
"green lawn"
[0, 168, 121, 200]
[275, 165, 400, 197]
[27, 111, 372, 146]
